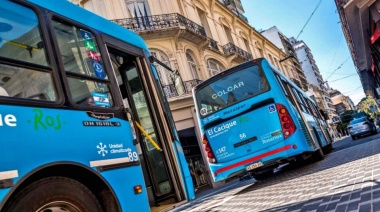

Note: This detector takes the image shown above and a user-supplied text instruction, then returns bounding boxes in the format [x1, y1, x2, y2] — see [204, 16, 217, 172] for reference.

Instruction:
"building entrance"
[178, 128, 210, 189]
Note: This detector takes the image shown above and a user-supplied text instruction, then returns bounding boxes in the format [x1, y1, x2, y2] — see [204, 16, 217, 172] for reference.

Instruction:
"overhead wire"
[296, 0, 323, 39]
[328, 73, 356, 82]
[342, 86, 362, 95]
[325, 56, 350, 80]
[327, 34, 342, 72]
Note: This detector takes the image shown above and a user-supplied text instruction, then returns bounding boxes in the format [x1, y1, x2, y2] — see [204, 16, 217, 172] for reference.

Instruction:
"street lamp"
[279, 54, 296, 63]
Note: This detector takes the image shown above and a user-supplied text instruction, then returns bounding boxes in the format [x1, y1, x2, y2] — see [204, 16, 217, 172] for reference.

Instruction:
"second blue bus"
[193, 58, 333, 182]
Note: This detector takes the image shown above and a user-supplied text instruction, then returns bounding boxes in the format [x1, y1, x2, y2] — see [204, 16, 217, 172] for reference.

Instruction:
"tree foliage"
[340, 110, 355, 123]
[357, 95, 378, 119]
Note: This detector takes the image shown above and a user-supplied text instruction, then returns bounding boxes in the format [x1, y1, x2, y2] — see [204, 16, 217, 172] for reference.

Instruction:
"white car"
[348, 117, 377, 140]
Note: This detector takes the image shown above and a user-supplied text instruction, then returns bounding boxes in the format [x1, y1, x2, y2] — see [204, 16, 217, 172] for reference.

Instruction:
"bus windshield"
[195, 65, 269, 117]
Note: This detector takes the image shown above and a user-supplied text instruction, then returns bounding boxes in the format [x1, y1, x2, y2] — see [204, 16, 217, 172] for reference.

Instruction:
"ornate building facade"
[70, 0, 305, 187]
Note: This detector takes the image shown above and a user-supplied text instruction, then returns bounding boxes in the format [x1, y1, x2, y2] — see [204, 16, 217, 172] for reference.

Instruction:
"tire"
[253, 169, 274, 181]
[323, 143, 333, 154]
[351, 136, 356, 140]
[312, 146, 324, 162]
[312, 127, 324, 162]
[4, 177, 102, 212]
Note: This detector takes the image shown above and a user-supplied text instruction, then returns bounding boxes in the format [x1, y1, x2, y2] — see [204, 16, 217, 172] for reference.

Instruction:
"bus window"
[195, 65, 269, 116]
[0, 4, 48, 66]
[291, 87, 308, 113]
[0, 2, 56, 101]
[297, 91, 312, 115]
[275, 74, 294, 105]
[307, 99, 323, 119]
[52, 20, 113, 108]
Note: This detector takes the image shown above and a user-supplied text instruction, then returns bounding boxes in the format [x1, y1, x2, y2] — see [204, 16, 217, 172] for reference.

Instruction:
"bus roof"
[27, 0, 148, 52]
[193, 59, 263, 92]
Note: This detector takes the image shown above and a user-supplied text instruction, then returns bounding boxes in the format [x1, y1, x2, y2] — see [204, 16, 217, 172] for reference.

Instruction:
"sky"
[241, 0, 365, 105]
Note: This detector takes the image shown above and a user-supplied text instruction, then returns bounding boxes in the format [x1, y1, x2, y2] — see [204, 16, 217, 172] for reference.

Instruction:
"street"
[171, 132, 380, 212]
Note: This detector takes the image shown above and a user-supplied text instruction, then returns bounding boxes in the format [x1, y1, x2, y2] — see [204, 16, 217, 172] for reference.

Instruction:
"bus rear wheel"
[312, 147, 324, 162]
[4, 177, 102, 212]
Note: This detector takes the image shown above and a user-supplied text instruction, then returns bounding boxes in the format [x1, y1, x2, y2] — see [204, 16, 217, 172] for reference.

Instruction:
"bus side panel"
[0, 189, 11, 207]
[0, 105, 149, 210]
[101, 166, 150, 212]
[172, 141, 195, 200]
[305, 113, 330, 148]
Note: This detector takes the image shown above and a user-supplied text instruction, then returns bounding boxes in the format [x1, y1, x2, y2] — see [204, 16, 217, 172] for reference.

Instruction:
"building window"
[150, 49, 171, 85]
[197, 8, 211, 37]
[125, 0, 151, 18]
[268, 54, 274, 64]
[243, 38, 250, 54]
[258, 48, 264, 57]
[186, 50, 199, 80]
[274, 59, 280, 69]
[207, 59, 225, 77]
[223, 25, 234, 44]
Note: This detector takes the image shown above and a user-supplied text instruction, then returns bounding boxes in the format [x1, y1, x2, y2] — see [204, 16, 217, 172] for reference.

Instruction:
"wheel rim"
[36, 201, 81, 212]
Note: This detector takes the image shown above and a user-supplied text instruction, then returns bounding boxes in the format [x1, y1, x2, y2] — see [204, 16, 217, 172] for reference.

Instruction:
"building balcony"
[222, 42, 252, 63]
[162, 79, 203, 99]
[291, 78, 302, 89]
[112, 13, 207, 44]
[208, 38, 219, 52]
[299, 78, 309, 91]
[221, 0, 247, 22]
[238, 13, 248, 22]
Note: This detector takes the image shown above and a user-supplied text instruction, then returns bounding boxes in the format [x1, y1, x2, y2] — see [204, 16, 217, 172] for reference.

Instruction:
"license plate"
[246, 161, 263, 171]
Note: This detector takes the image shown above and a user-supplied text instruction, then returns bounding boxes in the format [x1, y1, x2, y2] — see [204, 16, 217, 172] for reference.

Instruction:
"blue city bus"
[193, 58, 333, 182]
[0, 0, 194, 211]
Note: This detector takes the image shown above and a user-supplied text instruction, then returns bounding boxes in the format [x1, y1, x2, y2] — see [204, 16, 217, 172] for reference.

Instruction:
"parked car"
[347, 117, 377, 140]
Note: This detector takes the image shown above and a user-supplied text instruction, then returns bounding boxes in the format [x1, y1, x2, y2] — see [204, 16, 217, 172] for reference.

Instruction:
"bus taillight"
[276, 104, 296, 139]
[202, 133, 216, 163]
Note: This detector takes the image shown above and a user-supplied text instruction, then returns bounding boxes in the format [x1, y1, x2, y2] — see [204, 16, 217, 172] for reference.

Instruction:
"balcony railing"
[162, 79, 203, 99]
[222, 43, 252, 61]
[208, 38, 219, 51]
[112, 13, 206, 37]
[238, 13, 248, 22]
[223, 0, 234, 6]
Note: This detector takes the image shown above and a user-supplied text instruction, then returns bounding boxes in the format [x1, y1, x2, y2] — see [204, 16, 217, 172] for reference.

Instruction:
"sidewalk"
[193, 178, 240, 201]
[170, 178, 256, 211]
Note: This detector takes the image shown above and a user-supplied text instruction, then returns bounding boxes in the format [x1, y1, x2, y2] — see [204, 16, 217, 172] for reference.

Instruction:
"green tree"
[340, 110, 355, 123]
[357, 95, 378, 119]
[336, 122, 348, 135]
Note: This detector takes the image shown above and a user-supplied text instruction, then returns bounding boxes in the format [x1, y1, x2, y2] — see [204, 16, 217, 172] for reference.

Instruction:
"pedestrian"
[328, 128, 335, 141]
[376, 115, 380, 128]
[189, 165, 198, 192]
[197, 168, 206, 184]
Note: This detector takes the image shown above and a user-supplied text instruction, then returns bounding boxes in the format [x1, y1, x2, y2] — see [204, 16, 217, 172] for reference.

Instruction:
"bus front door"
[107, 47, 177, 206]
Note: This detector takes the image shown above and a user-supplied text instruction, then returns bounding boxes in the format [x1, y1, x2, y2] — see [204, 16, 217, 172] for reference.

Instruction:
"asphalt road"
[172, 132, 380, 212]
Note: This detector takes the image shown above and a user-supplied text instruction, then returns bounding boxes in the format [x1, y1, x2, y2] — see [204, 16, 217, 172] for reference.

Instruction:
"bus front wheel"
[4, 177, 102, 212]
